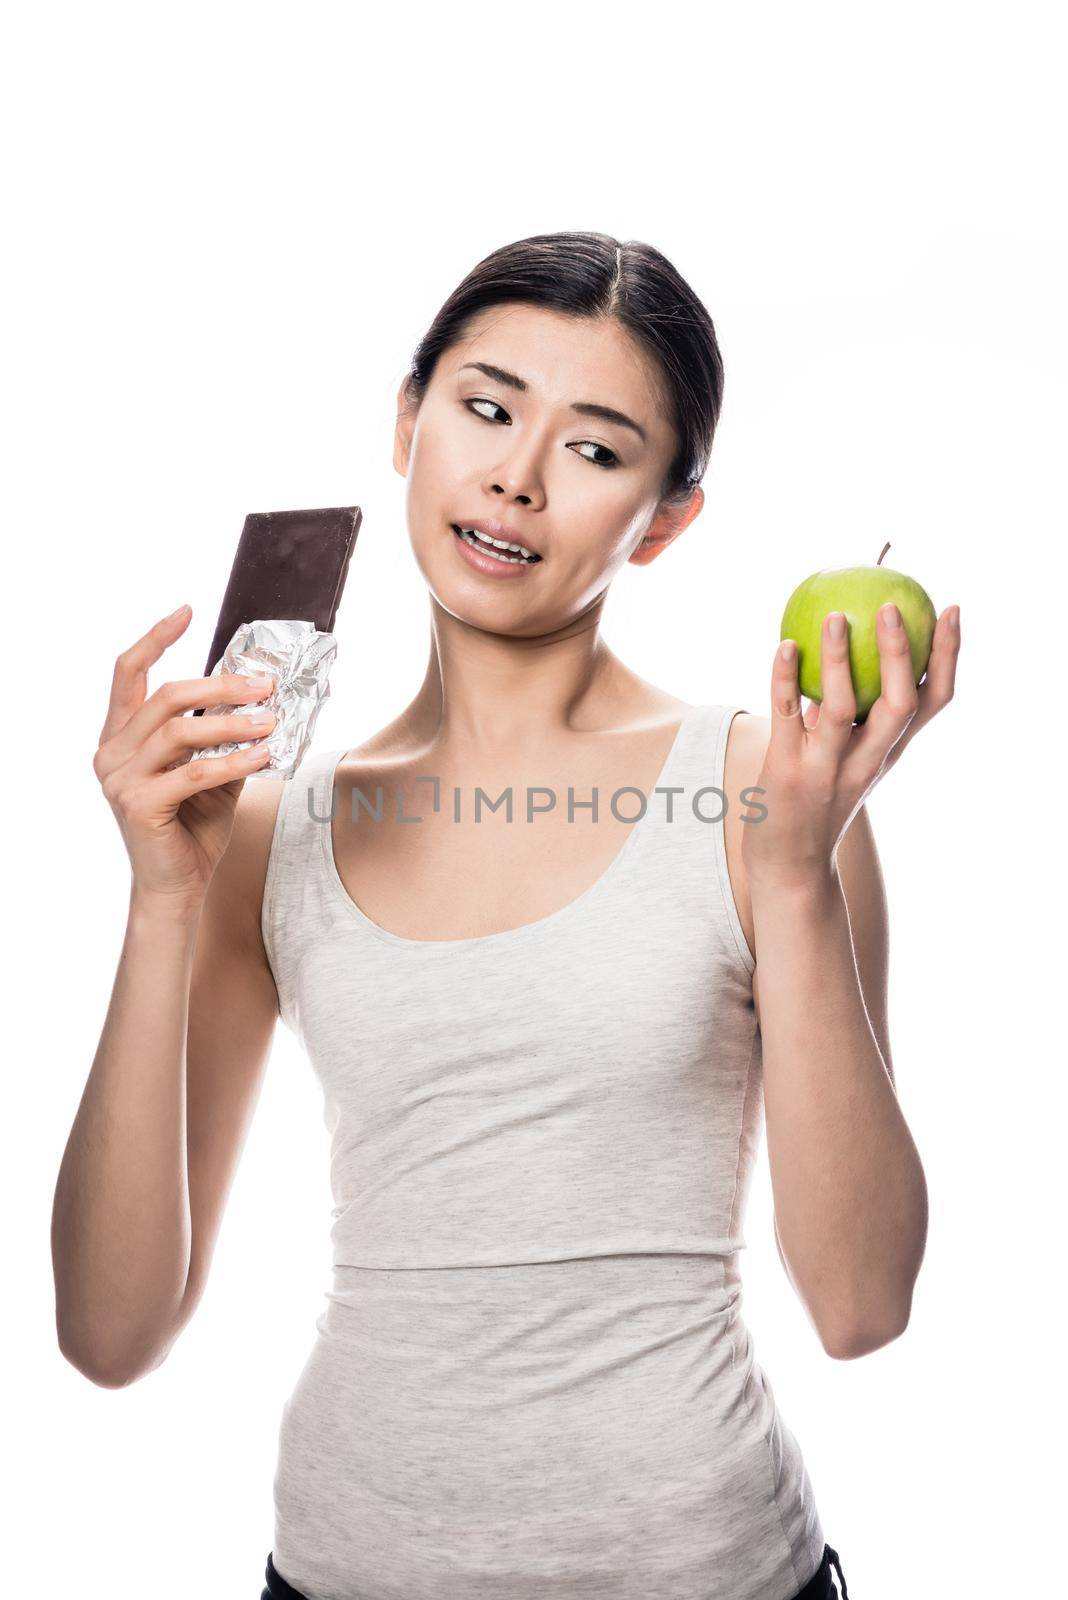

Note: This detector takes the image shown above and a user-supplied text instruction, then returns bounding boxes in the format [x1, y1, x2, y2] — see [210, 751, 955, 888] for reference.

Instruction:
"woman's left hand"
[741, 601, 961, 892]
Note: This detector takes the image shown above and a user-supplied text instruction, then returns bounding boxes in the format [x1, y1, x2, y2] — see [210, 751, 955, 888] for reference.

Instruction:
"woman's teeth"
[453, 525, 540, 564]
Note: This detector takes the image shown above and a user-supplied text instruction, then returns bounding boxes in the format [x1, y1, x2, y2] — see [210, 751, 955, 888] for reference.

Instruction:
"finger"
[100, 605, 192, 745]
[803, 699, 821, 733]
[877, 600, 922, 708]
[815, 611, 857, 759]
[95, 672, 276, 779]
[126, 707, 278, 781]
[124, 740, 275, 815]
[847, 601, 927, 775]
[771, 638, 805, 759]
[916, 604, 960, 715]
[862, 603, 961, 775]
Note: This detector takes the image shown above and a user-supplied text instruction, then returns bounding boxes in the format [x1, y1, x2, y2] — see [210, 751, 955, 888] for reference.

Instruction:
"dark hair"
[403, 231, 724, 509]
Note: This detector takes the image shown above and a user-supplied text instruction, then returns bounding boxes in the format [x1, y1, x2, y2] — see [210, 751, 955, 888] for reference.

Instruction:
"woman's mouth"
[450, 524, 542, 567]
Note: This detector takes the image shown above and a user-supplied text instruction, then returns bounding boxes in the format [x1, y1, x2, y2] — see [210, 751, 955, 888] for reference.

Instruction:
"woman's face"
[394, 303, 703, 634]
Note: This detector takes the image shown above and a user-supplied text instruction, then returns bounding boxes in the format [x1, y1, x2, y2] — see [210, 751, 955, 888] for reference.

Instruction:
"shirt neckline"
[316, 703, 710, 952]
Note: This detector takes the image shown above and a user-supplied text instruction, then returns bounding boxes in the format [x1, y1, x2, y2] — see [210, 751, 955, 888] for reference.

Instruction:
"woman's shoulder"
[213, 774, 289, 949]
[721, 707, 769, 814]
[721, 709, 769, 977]
[728, 708, 770, 753]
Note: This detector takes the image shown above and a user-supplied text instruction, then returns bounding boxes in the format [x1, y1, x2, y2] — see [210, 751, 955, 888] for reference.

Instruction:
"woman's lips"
[450, 523, 542, 578]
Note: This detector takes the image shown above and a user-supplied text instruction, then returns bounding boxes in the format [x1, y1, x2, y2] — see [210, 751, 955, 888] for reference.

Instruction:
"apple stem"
[876, 541, 891, 567]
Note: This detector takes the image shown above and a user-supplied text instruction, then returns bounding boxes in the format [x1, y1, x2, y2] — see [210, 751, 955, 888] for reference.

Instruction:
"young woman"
[54, 231, 959, 1599]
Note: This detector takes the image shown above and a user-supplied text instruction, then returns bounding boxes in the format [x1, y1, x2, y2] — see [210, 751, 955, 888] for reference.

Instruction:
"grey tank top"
[260, 702, 826, 1600]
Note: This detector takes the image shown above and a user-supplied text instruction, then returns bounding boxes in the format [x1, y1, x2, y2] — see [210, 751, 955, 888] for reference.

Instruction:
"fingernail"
[781, 640, 796, 662]
[829, 613, 846, 640]
[883, 604, 902, 628]
[168, 603, 190, 620]
[246, 674, 274, 689]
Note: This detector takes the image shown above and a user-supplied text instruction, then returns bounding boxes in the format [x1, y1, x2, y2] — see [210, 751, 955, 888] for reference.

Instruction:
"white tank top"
[260, 702, 826, 1599]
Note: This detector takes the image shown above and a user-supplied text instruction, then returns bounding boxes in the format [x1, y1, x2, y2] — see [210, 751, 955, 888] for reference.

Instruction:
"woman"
[57, 231, 959, 1598]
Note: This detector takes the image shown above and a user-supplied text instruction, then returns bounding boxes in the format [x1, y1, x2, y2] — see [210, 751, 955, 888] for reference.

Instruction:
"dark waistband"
[795, 1543, 850, 1599]
[262, 1543, 849, 1600]
[262, 1551, 309, 1600]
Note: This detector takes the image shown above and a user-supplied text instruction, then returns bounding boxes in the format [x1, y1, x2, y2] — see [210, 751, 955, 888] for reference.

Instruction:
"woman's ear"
[629, 485, 705, 567]
[393, 374, 418, 477]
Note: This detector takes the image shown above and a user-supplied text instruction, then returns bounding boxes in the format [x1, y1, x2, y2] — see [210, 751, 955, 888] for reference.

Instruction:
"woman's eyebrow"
[458, 361, 647, 444]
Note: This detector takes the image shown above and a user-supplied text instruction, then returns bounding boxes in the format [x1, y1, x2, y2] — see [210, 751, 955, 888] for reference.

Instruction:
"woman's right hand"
[94, 604, 279, 914]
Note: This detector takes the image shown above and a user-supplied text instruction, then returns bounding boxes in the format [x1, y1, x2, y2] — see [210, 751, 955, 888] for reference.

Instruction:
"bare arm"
[51, 785, 282, 1387]
[729, 713, 920, 1337]
[765, 801, 897, 1283]
[51, 604, 282, 1387]
[752, 805, 927, 1361]
[742, 600, 956, 1357]
[52, 889, 202, 1386]
[732, 702, 926, 1355]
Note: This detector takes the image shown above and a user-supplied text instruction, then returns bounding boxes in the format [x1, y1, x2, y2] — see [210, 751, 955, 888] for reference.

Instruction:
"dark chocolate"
[193, 505, 362, 714]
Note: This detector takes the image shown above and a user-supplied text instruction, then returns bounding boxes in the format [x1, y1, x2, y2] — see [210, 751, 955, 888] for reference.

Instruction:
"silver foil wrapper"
[190, 619, 336, 780]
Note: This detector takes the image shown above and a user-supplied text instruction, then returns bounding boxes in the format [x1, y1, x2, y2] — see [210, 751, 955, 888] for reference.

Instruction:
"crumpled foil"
[190, 619, 336, 780]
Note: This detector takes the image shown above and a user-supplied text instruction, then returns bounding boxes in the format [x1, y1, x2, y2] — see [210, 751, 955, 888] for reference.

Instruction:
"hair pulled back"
[403, 231, 724, 509]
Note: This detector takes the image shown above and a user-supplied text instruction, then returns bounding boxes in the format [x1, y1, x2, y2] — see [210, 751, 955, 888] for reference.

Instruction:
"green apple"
[780, 544, 937, 722]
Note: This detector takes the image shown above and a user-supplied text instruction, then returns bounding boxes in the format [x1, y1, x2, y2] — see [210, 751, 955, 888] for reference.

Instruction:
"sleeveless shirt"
[260, 703, 826, 1600]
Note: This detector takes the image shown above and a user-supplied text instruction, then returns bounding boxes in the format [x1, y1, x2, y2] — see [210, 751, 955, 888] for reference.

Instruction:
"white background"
[6, 3, 1064, 1595]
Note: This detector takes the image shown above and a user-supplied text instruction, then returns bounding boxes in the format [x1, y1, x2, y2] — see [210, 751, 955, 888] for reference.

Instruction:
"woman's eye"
[466, 397, 509, 424]
[572, 440, 620, 469]
[463, 398, 620, 470]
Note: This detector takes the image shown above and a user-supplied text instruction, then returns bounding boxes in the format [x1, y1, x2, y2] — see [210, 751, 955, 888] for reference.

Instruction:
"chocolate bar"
[193, 505, 362, 715]
[203, 505, 362, 677]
